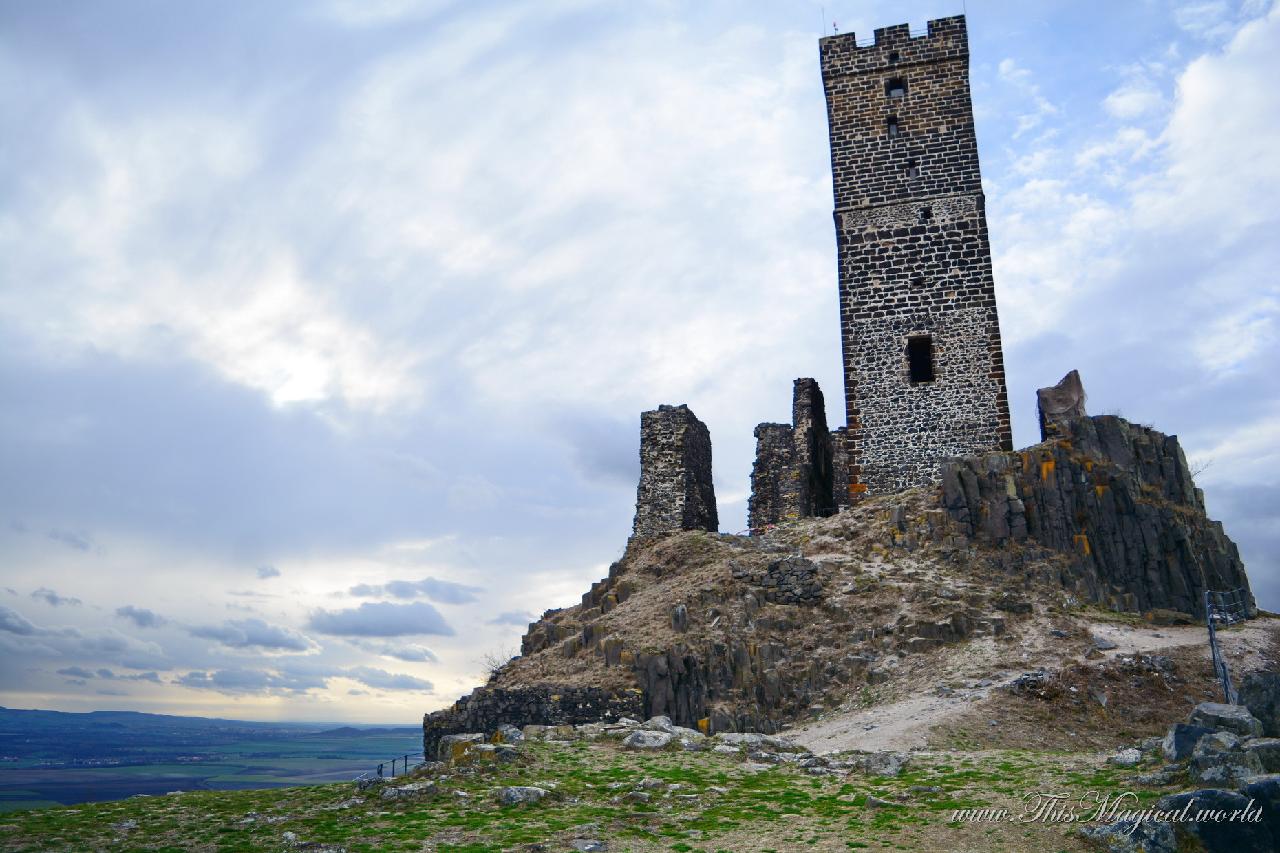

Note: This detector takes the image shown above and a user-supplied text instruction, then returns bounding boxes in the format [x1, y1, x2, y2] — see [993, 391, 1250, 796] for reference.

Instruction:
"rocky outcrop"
[427, 408, 1255, 761]
[1036, 369, 1087, 440]
[941, 414, 1253, 618]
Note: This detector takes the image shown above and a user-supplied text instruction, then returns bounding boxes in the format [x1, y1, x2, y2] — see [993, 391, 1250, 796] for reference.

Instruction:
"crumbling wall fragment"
[748, 379, 836, 532]
[632, 404, 717, 537]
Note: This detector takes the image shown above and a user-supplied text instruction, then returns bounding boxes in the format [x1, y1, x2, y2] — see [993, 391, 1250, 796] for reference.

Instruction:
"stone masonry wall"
[633, 404, 718, 537]
[791, 379, 836, 520]
[831, 427, 853, 511]
[748, 379, 835, 532]
[747, 423, 793, 531]
[941, 414, 1254, 618]
[821, 16, 1012, 498]
[423, 685, 644, 759]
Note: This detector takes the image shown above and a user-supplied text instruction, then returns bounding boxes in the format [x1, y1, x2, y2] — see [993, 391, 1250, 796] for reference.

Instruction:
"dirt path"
[787, 616, 1279, 755]
[788, 688, 996, 754]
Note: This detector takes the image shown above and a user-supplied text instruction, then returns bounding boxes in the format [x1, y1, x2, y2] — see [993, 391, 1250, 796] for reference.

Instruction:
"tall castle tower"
[821, 16, 1012, 497]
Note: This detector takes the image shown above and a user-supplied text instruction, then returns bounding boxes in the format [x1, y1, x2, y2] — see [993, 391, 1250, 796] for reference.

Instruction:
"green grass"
[0, 739, 1180, 852]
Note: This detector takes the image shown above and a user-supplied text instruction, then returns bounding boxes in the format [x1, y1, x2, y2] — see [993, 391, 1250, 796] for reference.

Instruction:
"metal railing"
[1205, 588, 1249, 704]
[353, 751, 428, 785]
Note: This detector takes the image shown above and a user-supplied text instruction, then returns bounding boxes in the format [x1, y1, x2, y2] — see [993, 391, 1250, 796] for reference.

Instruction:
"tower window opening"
[904, 159, 919, 178]
[885, 78, 906, 98]
[887, 116, 900, 138]
[888, 51, 900, 63]
[919, 205, 933, 222]
[907, 335, 934, 383]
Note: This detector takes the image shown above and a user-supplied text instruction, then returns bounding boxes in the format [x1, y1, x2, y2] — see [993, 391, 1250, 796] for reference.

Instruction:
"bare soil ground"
[788, 615, 1280, 755]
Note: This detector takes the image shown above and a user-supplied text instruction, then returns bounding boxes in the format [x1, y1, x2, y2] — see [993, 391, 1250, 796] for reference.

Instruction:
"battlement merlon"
[819, 16, 968, 80]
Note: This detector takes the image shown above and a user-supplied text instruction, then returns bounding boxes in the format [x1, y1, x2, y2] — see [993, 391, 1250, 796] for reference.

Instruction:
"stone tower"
[820, 15, 1013, 498]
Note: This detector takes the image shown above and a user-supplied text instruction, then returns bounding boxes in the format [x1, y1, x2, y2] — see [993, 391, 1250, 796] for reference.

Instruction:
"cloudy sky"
[1, 0, 1277, 723]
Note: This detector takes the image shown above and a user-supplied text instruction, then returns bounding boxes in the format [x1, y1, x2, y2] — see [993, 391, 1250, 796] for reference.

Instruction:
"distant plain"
[0, 708, 421, 812]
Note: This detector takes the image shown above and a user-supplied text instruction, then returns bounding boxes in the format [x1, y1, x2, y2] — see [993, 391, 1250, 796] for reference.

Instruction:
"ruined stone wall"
[821, 16, 1012, 495]
[423, 685, 644, 759]
[632, 404, 717, 537]
[748, 379, 835, 532]
[791, 379, 836, 519]
[941, 415, 1254, 618]
[747, 423, 793, 531]
[831, 427, 853, 510]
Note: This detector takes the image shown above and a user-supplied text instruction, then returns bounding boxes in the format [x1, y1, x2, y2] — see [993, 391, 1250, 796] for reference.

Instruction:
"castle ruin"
[748, 379, 836, 533]
[636, 15, 1019, 531]
[426, 14, 1257, 762]
[821, 16, 1013, 497]
[632, 404, 717, 537]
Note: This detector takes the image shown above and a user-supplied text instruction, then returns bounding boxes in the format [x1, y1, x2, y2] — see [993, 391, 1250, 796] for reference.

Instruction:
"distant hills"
[0, 706, 419, 737]
[0, 706, 424, 810]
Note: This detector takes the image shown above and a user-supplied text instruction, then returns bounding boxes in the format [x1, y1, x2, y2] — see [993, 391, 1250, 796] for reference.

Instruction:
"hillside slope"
[424, 415, 1255, 755]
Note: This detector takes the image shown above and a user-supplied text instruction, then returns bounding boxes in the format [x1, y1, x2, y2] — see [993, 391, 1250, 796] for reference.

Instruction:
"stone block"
[622, 730, 673, 750]
[1240, 671, 1280, 737]
[1156, 789, 1274, 852]
[1191, 703, 1265, 738]
[1244, 738, 1280, 773]
[1163, 723, 1215, 762]
[437, 733, 484, 763]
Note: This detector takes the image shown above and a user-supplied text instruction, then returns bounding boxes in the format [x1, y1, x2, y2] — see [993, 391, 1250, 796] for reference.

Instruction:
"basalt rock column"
[632, 404, 718, 537]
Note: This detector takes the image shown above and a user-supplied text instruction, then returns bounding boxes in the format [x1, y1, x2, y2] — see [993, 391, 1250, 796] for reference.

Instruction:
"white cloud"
[350, 640, 439, 662]
[31, 587, 82, 607]
[1103, 78, 1166, 118]
[0, 606, 36, 636]
[998, 58, 1059, 137]
[318, 0, 452, 28]
[1142, 5, 1280, 232]
[0, 109, 419, 412]
[1174, 1, 1235, 39]
[308, 601, 455, 637]
[3, 0, 1279, 721]
[115, 606, 168, 629]
[344, 665, 432, 692]
[348, 576, 483, 603]
[188, 618, 316, 652]
[1193, 299, 1278, 374]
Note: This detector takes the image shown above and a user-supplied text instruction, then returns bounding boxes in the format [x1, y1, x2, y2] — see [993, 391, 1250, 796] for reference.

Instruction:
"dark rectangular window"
[919, 205, 933, 222]
[887, 116, 899, 138]
[904, 159, 919, 178]
[885, 78, 906, 98]
[907, 335, 934, 383]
